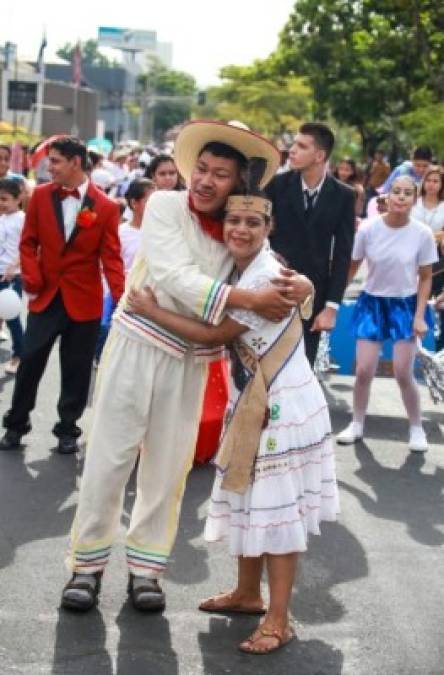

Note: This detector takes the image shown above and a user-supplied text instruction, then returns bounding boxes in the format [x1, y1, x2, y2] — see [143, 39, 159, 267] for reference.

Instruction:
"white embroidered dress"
[205, 246, 339, 556]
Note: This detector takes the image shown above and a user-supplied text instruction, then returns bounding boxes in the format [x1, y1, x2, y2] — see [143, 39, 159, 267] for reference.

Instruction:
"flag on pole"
[72, 42, 82, 87]
[36, 32, 47, 73]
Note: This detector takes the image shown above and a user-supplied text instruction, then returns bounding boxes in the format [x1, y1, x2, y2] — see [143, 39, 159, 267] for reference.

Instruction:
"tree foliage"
[197, 61, 313, 139]
[274, 1, 444, 155]
[400, 90, 444, 159]
[138, 59, 196, 140]
[56, 40, 117, 68]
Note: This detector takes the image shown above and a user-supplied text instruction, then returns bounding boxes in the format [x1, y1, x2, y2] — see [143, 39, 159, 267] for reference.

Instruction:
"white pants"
[67, 328, 207, 578]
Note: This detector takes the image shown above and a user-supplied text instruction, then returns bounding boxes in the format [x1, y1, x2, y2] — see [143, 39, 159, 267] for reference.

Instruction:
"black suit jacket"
[266, 171, 356, 314]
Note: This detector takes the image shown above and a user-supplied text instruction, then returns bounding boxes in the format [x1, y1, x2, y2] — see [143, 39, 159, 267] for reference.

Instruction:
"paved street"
[0, 338, 443, 675]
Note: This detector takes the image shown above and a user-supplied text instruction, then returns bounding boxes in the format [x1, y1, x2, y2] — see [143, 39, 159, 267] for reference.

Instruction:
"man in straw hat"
[61, 120, 314, 613]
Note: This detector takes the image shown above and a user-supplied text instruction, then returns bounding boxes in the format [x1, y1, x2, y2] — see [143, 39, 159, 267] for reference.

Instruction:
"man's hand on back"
[310, 306, 337, 332]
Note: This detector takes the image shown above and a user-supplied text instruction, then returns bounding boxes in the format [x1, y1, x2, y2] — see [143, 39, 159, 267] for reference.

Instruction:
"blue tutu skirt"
[351, 292, 434, 342]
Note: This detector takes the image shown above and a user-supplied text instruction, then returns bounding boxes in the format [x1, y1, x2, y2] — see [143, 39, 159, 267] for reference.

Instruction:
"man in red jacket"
[0, 137, 124, 454]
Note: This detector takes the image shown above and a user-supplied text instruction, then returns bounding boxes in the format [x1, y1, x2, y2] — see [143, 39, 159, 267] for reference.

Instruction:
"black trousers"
[303, 323, 321, 368]
[3, 293, 100, 439]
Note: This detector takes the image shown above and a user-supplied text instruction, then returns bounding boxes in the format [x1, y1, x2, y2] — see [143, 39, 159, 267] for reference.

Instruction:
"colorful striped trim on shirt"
[126, 544, 169, 575]
[116, 310, 189, 357]
[73, 545, 112, 570]
[201, 281, 230, 325]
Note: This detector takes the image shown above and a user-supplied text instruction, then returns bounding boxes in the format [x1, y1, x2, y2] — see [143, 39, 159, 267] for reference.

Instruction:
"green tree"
[56, 40, 117, 68]
[138, 59, 196, 141]
[196, 61, 313, 139]
[401, 91, 444, 159]
[275, 1, 444, 156]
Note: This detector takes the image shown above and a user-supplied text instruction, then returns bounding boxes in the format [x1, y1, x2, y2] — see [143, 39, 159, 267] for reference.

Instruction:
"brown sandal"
[199, 591, 266, 615]
[239, 624, 296, 655]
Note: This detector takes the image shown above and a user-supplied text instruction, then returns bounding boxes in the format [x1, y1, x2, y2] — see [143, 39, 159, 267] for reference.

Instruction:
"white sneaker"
[408, 426, 428, 453]
[336, 421, 363, 445]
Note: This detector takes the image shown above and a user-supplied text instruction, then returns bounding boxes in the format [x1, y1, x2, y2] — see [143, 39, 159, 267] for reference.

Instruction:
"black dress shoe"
[61, 572, 103, 612]
[57, 436, 80, 454]
[0, 430, 22, 451]
[128, 574, 166, 612]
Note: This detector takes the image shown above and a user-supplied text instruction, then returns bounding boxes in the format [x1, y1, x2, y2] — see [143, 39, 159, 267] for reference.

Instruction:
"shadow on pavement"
[293, 521, 368, 624]
[339, 441, 444, 546]
[115, 600, 178, 675]
[167, 463, 215, 586]
[198, 616, 344, 674]
[0, 450, 81, 570]
[52, 607, 113, 675]
[355, 413, 442, 446]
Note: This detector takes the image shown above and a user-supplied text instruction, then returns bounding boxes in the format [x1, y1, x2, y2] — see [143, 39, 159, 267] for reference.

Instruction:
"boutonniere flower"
[76, 207, 97, 229]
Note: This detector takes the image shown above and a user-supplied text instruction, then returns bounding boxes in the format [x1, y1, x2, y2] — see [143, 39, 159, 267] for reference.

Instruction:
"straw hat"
[174, 120, 280, 188]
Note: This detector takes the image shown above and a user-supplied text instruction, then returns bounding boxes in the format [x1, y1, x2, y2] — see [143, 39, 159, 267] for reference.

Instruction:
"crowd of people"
[0, 120, 442, 655]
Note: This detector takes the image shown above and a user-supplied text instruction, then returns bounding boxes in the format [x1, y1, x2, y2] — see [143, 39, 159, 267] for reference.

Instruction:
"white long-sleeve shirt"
[114, 190, 233, 360]
[0, 210, 25, 275]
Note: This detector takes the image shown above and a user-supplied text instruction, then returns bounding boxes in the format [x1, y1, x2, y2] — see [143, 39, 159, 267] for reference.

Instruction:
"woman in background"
[145, 154, 185, 191]
[334, 157, 365, 218]
[337, 176, 437, 452]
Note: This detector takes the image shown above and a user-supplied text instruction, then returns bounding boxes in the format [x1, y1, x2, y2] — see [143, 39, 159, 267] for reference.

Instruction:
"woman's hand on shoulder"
[126, 286, 158, 318]
[271, 268, 314, 305]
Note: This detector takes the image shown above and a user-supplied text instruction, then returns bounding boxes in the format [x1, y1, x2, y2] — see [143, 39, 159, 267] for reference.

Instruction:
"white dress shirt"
[301, 173, 327, 209]
[61, 180, 89, 241]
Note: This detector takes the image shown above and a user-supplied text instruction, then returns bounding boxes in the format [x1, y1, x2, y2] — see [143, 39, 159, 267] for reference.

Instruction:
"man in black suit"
[267, 122, 356, 365]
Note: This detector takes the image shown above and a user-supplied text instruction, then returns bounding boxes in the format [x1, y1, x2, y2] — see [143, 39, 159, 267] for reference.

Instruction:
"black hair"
[0, 177, 21, 199]
[88, 150, 102, 168]
[125, 178, 154, 206]
[298, 122, 335, 159]
[0, 145, 11, 157]
[412, 146, 433, 162]
[145, 154, 176, 178]
[198, 142, 248, 172]
[49, 136, 88, 170]
[144, 154, 184, 190]
[333, 157, 359, 184]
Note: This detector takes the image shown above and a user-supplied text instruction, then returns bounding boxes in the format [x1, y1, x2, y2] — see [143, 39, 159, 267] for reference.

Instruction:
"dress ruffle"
[204, 341, 339, 556]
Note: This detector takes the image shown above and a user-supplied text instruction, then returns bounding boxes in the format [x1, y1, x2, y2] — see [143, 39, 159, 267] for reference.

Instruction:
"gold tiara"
[226, 195, 272, 217]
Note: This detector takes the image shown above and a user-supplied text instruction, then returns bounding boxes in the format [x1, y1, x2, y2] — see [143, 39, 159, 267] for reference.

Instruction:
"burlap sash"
[216, 311, 303, 494]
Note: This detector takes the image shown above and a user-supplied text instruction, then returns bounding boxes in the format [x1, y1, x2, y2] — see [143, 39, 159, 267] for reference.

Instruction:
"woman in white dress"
[127, 189, 339, 654]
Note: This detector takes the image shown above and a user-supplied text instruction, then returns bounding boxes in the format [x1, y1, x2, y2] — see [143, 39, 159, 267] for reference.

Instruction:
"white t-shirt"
[352, 215, 438, 297]
[0, 210, 25, 275]
[411, 198, 444, 233]
[118, 221, 142, 275]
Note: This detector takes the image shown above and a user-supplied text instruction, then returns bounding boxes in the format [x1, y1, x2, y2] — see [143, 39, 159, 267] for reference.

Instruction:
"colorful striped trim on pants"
[116, 311, 189, 358]
[201, 281, 230, 325]
[126, 545, 169, 576]
[73, 545, 112, 571]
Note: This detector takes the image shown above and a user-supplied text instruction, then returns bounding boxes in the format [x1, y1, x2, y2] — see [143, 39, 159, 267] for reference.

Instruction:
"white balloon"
[0, 288, 22, 321]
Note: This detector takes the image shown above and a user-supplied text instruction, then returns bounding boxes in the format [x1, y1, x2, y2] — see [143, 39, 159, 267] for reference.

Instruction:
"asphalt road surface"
[0, 340, 443, 675]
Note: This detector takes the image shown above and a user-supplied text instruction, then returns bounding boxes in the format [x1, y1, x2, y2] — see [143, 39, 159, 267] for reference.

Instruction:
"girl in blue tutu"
[337, 175, 437, 452]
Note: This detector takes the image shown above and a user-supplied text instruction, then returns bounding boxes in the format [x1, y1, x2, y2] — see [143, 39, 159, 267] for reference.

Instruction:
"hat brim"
[174, 120, 280, 189]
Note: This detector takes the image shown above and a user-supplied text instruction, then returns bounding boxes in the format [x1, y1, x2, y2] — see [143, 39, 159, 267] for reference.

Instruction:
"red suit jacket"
[20, 181, 125, 321]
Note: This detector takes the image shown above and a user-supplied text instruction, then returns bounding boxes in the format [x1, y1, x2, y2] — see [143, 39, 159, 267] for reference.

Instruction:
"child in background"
[0, 178, 25, 374]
